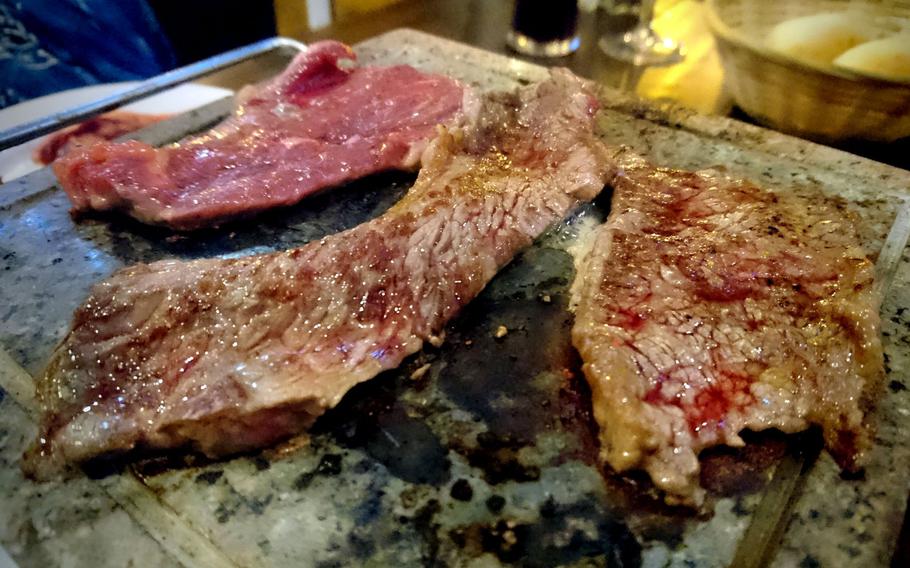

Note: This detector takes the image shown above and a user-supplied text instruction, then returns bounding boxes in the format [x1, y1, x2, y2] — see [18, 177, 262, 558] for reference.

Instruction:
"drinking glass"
[598, 0, 683, 66]
[507, 0, 581, 58]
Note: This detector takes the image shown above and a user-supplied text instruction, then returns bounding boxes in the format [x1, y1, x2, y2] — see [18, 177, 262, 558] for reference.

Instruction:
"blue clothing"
[0, 0, 177, 109]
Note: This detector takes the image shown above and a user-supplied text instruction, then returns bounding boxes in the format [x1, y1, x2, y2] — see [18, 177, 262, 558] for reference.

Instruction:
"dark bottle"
[507, 0, 580, 57]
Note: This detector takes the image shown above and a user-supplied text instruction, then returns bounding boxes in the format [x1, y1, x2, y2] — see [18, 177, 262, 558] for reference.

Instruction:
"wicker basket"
[705, 0, 910, 142]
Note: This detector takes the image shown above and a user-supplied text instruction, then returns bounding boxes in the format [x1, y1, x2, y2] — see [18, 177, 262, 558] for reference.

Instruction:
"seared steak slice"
[53, 41, 466, 230]
[24, 69, 612, 479]
[571, 152, 884, 505]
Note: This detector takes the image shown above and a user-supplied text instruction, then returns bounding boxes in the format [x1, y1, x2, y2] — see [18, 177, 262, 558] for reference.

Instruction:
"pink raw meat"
[53, 41, 467, 229]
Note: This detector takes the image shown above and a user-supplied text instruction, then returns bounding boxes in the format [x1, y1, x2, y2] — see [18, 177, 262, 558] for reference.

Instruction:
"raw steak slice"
[24, 69, 612, 479]
[571, 152, 884, 505]
[34, 111, 170, 165]
[53, 41, 467, 230]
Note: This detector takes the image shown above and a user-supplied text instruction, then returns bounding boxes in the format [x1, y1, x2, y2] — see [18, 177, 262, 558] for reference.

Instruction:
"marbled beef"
[24, 69, 612, 479]
[53, 41, 467, 230]
[571, 152, 884, 505]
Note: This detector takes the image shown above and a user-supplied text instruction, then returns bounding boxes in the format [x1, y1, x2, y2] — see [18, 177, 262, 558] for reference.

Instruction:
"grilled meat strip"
[53, 41, 466, 230]
[24, 69, 612, 479]
[34, 111, 170, 165]
[571, 152, 884, 504]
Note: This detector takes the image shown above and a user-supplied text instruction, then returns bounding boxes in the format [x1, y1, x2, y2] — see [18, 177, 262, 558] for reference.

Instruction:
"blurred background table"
[281, 0, 726, 111]
[276, 0, 908, 171]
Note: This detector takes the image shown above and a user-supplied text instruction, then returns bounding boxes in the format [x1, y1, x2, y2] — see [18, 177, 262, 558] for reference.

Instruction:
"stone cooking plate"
[1, 29, 908, 567]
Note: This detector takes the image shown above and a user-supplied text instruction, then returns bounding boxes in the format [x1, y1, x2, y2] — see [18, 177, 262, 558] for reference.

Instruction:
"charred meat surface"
[571, 152, 884, 505]
[53, 41, 466, 230]
[34, 111, 171, 165]
[24, 69, 612, 479]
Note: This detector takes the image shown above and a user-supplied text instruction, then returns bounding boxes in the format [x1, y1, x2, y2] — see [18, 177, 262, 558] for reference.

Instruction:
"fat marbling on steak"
[571, 151, 884, 505]
[23, 69, 613, 479]
[53, 41, 466, 230]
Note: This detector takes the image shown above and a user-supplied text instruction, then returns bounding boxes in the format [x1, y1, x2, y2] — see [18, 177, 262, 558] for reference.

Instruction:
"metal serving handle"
[0, 36, 308, 151]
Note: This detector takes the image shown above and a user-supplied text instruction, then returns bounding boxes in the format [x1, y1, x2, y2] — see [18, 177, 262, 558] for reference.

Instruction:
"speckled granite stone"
[0, 29, 907, 567]
[0, 376, 176, 567]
